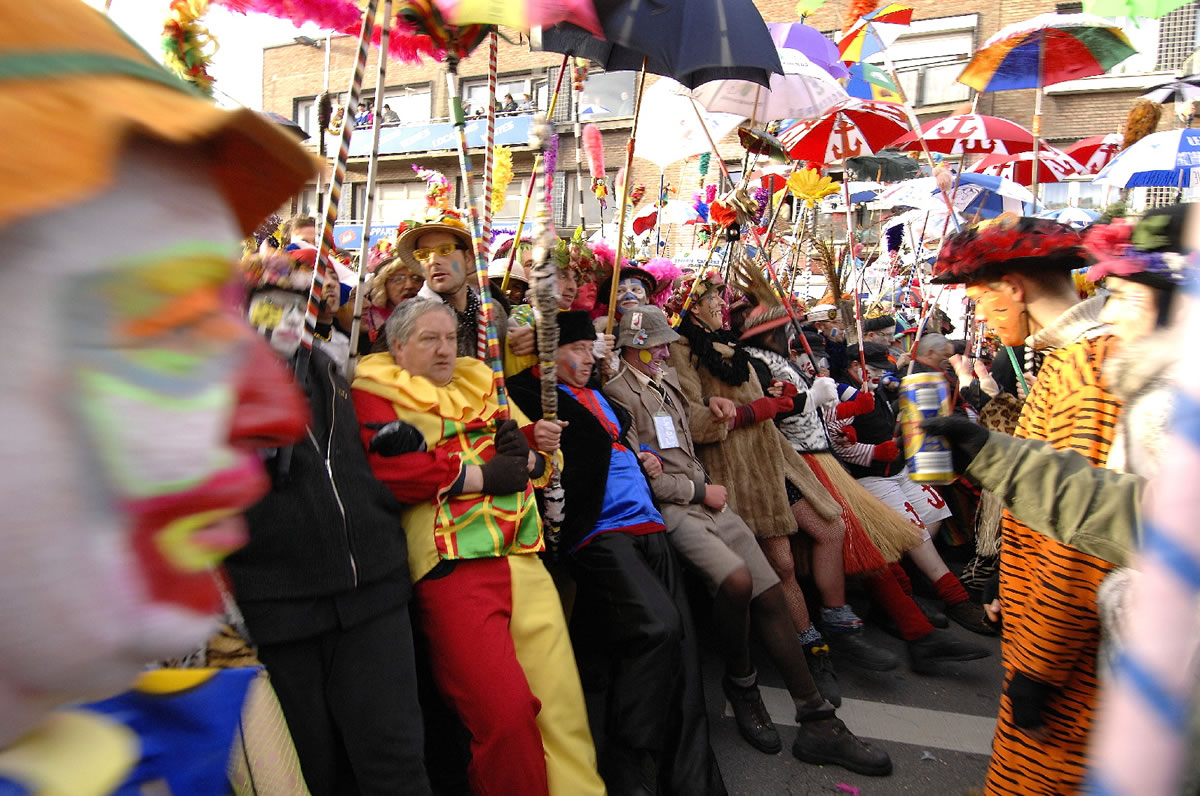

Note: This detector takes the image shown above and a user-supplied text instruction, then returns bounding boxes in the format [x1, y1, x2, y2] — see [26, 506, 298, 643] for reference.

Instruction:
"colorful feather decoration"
[162, 0, 218, 96]
[1122, 99, 1162, 151]
[490, 147, 514, 215]
[581, 124, 608, 210]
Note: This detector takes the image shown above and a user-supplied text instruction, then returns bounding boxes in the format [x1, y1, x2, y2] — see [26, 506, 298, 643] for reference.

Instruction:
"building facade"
[261, 0, 1200, 253]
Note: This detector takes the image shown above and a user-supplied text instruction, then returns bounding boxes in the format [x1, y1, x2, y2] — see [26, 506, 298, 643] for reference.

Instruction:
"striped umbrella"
[957, 13, 1137, 195]
[777, 98, 912, 164]
[890, 114, 1037, 156]
[837, 3, 915, 64]
[968, 144, 1089, 185]
[843, 62, 902, 104]
[1065, 132, 1123, 174]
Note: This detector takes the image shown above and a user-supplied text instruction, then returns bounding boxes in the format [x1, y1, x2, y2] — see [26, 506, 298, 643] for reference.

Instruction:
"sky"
[85, 0, 326, 109]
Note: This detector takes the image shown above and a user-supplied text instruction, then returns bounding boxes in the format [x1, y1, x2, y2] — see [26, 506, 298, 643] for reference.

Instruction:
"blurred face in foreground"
[0, 141, 308, 742]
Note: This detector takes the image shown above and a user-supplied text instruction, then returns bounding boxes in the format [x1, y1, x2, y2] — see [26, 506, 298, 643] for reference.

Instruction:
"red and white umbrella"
[1064, 132, 1123, 174]
[777, 98, 911, 165]
[889, 113, 1037, 156]
[968, 144, 1089, 185]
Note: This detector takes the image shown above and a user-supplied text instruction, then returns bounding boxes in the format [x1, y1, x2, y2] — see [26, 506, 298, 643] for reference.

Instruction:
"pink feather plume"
[582, 124, 605, 180]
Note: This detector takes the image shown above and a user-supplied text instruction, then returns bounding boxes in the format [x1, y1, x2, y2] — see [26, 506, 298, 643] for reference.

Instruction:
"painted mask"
[617, 277, 648, 314]
[966, 282, 1027, 346]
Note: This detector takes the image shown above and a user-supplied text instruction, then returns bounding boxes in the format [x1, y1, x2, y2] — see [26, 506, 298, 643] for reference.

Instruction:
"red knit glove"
[835, 390, 875, 419]
[777, 381, 800, 399]
[872, 440, 899, 462]
[731, 395, 792, 429]
[838, 426, 858, 445]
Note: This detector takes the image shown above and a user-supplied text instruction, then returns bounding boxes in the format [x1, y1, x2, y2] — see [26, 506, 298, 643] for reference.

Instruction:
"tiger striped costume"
[987, 333, 1123, 796]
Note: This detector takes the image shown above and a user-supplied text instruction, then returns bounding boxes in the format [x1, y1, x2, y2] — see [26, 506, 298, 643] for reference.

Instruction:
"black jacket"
[508, 369, 641, 555]
[838, 385, 904, 479]
[226, 349, 411, 642]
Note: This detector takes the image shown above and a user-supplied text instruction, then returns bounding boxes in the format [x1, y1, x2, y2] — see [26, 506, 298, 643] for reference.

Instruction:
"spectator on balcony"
[381, 104, 400, 125]
[502, 94, 517, 113]
[518, 93, 535, 111]
[355, 102, 372, 128]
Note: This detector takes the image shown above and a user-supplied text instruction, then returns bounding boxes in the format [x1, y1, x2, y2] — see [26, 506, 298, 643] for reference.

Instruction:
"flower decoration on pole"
[787, 167, 841, 207]
[162, 0, 218, 96]
[490, 146, 513, 214]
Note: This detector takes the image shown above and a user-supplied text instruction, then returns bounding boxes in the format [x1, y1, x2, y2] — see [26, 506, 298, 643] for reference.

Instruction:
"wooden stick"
[607, 58, 650, 335]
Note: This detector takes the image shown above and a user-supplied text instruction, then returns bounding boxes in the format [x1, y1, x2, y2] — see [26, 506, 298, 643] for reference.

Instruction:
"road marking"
[730, 685, 997, 756]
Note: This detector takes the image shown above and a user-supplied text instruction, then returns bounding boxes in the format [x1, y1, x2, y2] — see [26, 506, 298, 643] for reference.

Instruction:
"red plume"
[582, 124, 606, 180]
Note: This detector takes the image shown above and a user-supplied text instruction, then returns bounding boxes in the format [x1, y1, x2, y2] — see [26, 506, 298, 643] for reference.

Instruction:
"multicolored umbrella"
[890, 114, 1037, 156]
[837, 3, 915, 64]
[1064, 132, 1123, 174]
[1094, 128, 1200, 188]
[777, 98, 911, 164]
[957, 13, 1137, 93]
[1037, 206, 1100, 228]
[844, 62, 902, 103]
[1082, 0, 1194, 18]
[877, 173, 1035, 218]
[968, 145, 1088, 185]
[688, 45, 848, 123]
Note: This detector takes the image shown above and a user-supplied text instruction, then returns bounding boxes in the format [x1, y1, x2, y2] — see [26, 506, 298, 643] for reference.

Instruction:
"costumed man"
[226, 255, 431, 794]
[508, 311, 726, 796]
[825, 343, 989, 670]
[352, 299, 604, 796]
[604, 305, 893, 777]
[806, 303, 847, 378]
[594, 263, 659, 334]
[859, 314, 908, 372]
[931, 215, 1122, 796]
[395, 176, 535, 363]
[663, 269, 899, 692]
[0, 0, 315, 787]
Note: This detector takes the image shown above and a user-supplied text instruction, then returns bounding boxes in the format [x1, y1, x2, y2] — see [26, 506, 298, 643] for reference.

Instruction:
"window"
[577, 71, 638, 120]
[1155, 2, 1199, 72]
[361, 87, 432, 125]
[375, 182, 430, 224]
[494, 177, 533, 220]
[1055, 2, 1083, 13]
[1040, 183, 1071, 210]
[463, 78, 532, 118]
[564, 170, 622, 227]
[295, 97, 318, 137]
[295, 186, 319, 215]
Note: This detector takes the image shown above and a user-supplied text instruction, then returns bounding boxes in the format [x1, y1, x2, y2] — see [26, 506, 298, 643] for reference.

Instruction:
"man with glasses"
[398, 209, 535, 360]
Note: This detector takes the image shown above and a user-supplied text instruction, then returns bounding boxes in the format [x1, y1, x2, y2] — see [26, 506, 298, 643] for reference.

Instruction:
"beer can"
[898, 372, 955, 484]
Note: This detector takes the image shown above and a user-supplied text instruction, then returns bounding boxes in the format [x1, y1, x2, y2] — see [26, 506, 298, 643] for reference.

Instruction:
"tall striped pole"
[446, 48, 509, 416]
[347, 0, 392, 369]
[300, 0, 378, 375]
[480, 32, 498, 270]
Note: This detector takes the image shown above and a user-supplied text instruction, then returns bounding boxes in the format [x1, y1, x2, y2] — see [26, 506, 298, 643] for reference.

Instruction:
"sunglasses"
[413, 243, 465, 262]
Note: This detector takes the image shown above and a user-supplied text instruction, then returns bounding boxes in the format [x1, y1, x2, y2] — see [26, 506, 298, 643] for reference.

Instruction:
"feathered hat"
[1085, 205, 1195, 289]
[729, 257, 800, 340]
[932, 214, 1089, 285]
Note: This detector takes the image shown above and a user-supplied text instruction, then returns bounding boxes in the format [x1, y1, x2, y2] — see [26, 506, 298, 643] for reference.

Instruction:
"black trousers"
[570, 531, 726, 796]
[255, 603, 431, 796]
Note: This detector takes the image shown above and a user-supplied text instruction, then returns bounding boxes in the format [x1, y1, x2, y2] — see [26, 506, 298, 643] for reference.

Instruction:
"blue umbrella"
[1094, 128, 1200, 188]
[1037, 206, 1101, 227]
[538, 0, 783, 89]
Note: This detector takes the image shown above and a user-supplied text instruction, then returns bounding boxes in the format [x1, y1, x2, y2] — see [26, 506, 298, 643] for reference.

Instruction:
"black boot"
[793, 702, 892, 776]
[804, 640, 841, 708]
[722, 675, 782, 754]
[945, 598, 999, 636]
[826, 629, 901, 671]
[908, 630, 990, 674]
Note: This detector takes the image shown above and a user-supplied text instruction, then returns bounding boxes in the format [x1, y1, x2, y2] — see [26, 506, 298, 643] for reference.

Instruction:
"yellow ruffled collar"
[352, 352, 500, 423]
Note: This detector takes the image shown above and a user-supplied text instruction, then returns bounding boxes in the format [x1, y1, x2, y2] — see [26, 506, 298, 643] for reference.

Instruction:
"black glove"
[366, 420, 426, 456]
[920, 415, 989, 473]
[1006, 672, 1057, 730]
[493, 419, 530, 459]
[982, 569, 1002, 632]
[479, 454, 530, 495]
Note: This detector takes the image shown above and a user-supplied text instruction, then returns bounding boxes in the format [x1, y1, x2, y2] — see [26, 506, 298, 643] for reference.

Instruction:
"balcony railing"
[325, 113, 535, 158]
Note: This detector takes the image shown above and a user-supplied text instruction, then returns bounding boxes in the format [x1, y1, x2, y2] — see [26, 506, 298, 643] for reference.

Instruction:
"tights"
[759, 535, 811, 633]
[790, 498, 848, 609]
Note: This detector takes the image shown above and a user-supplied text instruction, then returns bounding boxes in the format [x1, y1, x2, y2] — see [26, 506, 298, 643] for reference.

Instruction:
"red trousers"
[414, 558, 549, 796]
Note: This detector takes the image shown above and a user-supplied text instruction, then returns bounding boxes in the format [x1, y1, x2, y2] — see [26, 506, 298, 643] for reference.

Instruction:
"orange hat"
[0, 0, 317, 235]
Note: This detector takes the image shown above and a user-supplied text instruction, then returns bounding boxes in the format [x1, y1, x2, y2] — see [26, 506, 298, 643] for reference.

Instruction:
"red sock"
[889, 562, 914, 596]
[934, 572, 969, 606]
[865, 570, 934, 641]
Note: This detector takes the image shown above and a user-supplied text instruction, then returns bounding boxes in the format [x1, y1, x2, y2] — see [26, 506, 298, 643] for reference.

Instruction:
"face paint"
[248, 289, 305, 359]
[967, 282, 1027, 346]
[419, 231, 468, 297]
[572, 280, 597, 311]
[617, 277, 648, 314]
[638, 349, 653, 363]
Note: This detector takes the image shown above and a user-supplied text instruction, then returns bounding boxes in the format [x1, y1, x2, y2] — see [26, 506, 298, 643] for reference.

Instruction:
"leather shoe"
[804, 641, 841, 708]
[945, 599, 999, 636]
[908, 630, 990, 674]
[826, 630, 901, 672]
[793, 704, 892, 776]
[722, 676, 782, 754]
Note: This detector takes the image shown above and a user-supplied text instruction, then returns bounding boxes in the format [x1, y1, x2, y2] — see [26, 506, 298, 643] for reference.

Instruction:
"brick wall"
[265, 1, 1191, 251]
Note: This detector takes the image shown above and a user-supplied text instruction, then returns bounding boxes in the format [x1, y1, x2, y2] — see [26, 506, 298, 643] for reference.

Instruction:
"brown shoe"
[793, 704, 893, 776]
[722, 676, 782, 754]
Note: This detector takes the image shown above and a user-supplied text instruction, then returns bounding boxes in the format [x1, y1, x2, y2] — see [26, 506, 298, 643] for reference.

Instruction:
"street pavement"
[703, 606, 1004, 796]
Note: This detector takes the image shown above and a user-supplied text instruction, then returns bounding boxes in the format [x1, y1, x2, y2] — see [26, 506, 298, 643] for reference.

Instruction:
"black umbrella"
[845, 149, 919, 181]
[537, 0, 782, 89]
[1142, 75, 1200, 105]
[259, 111, 309, 141]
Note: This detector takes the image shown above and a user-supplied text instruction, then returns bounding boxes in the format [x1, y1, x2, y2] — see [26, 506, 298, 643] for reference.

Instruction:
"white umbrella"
[1094, 128, 1200, 188]
[686, 46, 848, 123]
[633, 78, 746, 169]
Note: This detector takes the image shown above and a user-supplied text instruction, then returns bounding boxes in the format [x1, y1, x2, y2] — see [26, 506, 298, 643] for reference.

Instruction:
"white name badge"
[654, 413, 680, 449]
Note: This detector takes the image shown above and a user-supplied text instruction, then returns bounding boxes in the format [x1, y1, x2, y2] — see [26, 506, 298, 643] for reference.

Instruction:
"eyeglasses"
[387, 273, 423, 285]
[413, 243, 464, 262]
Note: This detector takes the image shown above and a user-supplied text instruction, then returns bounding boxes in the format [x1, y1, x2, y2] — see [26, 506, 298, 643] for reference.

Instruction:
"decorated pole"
[302, 0, 378, 372]
[607, 57, 651, 335]
[347, 0, 393, 367]
[501, 54, 569, 292]
[481, 32, 498, 248]
[573, 60, 589, 235]
[445, 48, 509, 414]
[1030, 39, 1045, 202]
